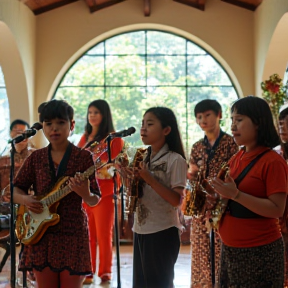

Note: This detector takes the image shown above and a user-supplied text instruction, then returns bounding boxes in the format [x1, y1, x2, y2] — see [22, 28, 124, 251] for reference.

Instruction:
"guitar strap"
[48, 142, 73, 185]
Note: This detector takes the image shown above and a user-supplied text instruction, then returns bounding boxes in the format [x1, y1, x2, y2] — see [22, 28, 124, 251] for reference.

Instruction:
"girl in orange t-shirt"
[78, 99, 123, 284]
[211, 96, 288, 287]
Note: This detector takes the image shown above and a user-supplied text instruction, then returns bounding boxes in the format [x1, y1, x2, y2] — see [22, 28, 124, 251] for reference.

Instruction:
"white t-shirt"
[133, 144, 187, 234]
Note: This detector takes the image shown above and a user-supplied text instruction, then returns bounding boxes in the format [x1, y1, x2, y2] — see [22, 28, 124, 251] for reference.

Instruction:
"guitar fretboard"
[41, 184, 71, 207]
[39, 165, 95, 207]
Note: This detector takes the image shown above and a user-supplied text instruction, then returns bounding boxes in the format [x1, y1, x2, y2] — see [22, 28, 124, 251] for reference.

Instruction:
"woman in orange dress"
[78, 99, 123, 284]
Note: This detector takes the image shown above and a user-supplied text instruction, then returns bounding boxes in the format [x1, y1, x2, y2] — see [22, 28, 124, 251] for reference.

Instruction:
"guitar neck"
[39, 165, 95, 207]
[40, 185, 72, 207]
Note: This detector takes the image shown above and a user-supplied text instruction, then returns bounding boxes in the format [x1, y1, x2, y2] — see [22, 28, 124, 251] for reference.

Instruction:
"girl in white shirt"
[132, 107, 187, 288]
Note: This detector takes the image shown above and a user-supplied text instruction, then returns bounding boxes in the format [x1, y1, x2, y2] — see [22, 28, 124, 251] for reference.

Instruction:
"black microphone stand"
[106, 135, 121, 288]
[9, 141, 27, 288]
[210, 229, 215, 287]
[9, 141, 16, 288]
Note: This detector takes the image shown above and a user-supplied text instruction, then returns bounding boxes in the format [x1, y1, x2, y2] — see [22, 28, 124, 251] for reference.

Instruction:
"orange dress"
[78, 134, 124, 279]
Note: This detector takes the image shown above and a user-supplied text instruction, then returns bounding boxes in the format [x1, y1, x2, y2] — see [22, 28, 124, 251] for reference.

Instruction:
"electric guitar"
[15, 165, 95, 245]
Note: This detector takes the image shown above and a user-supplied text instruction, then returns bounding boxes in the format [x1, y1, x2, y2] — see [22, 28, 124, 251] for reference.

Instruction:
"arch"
[0, 21, 30, 123]
[53, 28, 239, 154]
[48, 24, 243, 100]
[262, 13, 288, 81]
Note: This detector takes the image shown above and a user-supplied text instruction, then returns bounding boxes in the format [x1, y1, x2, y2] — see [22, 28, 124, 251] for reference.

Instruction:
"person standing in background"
[187, 99, 238, 287]
[0, 119, 36, 202]
[78, 99, 124, 284]
[277, 103, 288, 287]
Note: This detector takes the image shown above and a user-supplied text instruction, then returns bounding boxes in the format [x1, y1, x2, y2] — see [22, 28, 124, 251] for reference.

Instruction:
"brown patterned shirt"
[0, 148, 35, 193]
[189, 131, 238, 180]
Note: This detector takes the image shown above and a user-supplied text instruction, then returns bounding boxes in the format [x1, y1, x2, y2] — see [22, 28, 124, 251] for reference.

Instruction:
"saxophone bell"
[182, 170, 207, 217]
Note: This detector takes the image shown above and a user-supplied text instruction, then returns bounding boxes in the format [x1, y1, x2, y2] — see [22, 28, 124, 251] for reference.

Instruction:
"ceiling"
[19, 0, 263, 16]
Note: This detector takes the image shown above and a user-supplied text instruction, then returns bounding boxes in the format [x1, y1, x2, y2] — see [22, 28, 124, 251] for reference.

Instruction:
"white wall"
[254, 0, 288, 96]
[0, 0, 36, 123]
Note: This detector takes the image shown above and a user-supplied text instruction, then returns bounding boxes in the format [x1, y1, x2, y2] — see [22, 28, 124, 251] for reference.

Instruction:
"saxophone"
[202, 162, 229, 229]
[126, 148, 147, 213]
[182, 169, 206, 217]
[115, 146, 147, 214]
[182, 162, 229, 229]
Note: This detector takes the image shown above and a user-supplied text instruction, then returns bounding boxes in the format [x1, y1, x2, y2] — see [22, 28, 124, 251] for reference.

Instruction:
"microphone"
[109, 127, 136, 138]
[9, 122, 43, 144]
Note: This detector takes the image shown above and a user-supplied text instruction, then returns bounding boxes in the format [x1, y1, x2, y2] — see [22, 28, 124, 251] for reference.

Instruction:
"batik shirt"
[0, 148, 35, 192]
[189, 131, 238, 180]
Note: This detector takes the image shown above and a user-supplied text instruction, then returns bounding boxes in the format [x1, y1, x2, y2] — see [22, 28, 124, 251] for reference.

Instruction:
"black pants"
[133, 227, 180, 288]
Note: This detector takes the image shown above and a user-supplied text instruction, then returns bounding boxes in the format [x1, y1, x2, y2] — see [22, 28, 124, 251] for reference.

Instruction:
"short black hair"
[279, 107, 288, 120]
[194, 99, 222, 117]
[231, 96, 280, 148]
[10, 119, 30, 131]
[39, 99, 74, 122]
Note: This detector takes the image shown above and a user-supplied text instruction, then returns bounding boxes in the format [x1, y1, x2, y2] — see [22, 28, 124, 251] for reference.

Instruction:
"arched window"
[54, 30, 238, 154]
[0, 66, 10, 155]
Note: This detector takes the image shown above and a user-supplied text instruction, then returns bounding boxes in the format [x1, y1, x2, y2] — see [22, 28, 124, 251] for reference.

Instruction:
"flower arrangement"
[261, 73, 288, 125]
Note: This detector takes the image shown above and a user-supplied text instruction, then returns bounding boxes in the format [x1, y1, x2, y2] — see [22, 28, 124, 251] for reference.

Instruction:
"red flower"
[265, 81, 280, 93]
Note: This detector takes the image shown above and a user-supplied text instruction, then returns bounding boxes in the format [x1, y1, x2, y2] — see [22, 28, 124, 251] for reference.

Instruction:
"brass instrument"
[115, 146, 147, 214]
[182, 170, 206, 217]
[202, 162, 229, 229]
[182, 162, 229, 229]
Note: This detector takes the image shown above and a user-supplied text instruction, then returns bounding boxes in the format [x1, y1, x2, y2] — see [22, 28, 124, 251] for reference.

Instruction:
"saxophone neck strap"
[234, 149, 270, 186]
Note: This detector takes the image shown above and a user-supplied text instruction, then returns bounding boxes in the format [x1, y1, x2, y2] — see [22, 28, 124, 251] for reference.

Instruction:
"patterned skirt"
[190, 217, 221, 287]
[220, 237, 284, 288]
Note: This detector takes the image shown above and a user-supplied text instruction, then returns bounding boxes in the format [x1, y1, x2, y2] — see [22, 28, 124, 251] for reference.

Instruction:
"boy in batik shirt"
[188, 99, 238, 287]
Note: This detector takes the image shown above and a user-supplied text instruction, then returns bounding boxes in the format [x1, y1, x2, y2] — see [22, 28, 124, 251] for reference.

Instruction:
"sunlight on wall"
[0, 66, 10, 155]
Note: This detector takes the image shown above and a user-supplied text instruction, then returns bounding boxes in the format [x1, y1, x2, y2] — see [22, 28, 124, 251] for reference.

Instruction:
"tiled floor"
[0, 243, 191, 288]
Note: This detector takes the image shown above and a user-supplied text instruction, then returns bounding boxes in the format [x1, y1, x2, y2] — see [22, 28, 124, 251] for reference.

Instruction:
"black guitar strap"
[227, 149, 270, 218]
[48, 142, 73, 185]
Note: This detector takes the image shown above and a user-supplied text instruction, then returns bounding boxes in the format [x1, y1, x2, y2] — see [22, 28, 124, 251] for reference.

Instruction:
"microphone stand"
[9, 141, 27, 288]
[210, 229, 215, 287]
[106, 135, 121, 288]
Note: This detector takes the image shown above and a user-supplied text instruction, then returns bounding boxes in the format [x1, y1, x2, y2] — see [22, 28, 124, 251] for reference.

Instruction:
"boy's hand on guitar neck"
[22, 195, 43, 214]
[69, 172, 90, 198]
[69, 172, 99, 207]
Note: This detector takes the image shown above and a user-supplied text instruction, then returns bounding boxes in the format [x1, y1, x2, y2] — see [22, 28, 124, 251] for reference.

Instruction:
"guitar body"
[16, 164, 95, 245]
[16, 174, 84, 245]
[20, 202, 60, 245]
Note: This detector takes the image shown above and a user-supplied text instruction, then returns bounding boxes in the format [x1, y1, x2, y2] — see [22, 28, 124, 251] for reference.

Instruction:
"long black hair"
[84, 99, 115, 142]
[144, 107, 186, 159]
[231, 96, 280, 148]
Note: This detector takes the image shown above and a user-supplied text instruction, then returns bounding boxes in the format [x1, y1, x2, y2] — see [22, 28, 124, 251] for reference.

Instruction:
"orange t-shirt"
[219, 146, 288, 248]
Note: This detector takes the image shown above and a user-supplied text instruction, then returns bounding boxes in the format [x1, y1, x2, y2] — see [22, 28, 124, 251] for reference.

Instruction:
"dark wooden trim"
[173, 0, 205, 11]
[221, 0, 261, 11]
[88, 0, 126, 13]
[144, 0, 151, 17]
[29, 0, 79, 15]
